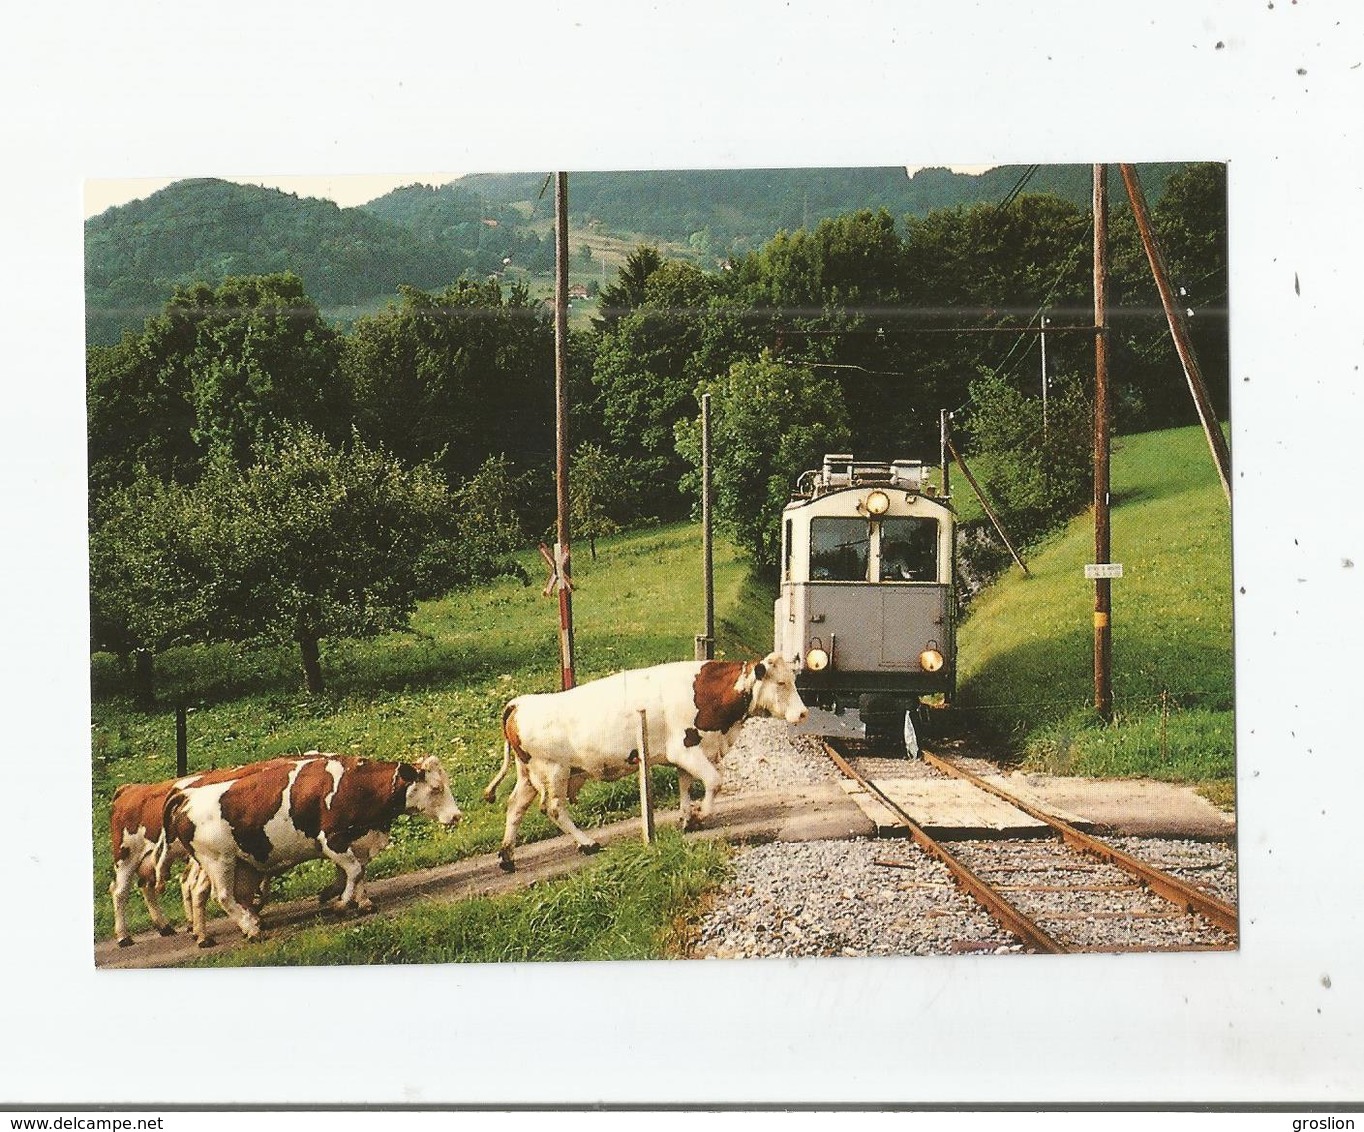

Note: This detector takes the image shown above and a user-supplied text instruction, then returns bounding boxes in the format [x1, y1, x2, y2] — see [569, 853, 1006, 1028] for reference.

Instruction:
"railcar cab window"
[879, 517, 938, 582]
[810, 517, 870, 581]
[808, 516, 939, 582]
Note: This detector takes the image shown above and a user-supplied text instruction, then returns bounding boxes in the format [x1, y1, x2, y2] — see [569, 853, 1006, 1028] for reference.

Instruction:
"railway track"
[822, 737, 1238, 954]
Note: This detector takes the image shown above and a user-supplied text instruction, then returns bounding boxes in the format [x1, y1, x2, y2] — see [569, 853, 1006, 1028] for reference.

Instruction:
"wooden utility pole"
[945, 434, 1028, 576]
[1092, 164, 1113, 720]
[1119, 163, 1232, 502]
[695, 392, 715, 661]
[553, 171, 576, 690]
[939, 409, 951, 498]
[636, 710, 655, 845]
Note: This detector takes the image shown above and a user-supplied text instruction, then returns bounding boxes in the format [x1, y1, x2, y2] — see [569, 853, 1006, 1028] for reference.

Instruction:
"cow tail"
[482, 704, 518, 803]
[482, 742, 512, 804]
[154, 787, 188, 886]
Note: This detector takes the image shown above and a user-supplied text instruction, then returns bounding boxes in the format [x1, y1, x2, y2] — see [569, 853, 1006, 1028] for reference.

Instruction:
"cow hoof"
[578, 842, 602, 856]
[157, 924, 177, 937]
[116, 936, 133, 948]
[498, 856, 516, 873]
[197, 938, 216, 949]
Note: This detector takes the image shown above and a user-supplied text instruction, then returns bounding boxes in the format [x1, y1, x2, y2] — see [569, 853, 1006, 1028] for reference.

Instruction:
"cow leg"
[137, 863, 176, 937]
[110, 855, 140, 946]
[318, 830, 389, 911]
[318, 844, 369, 913]
[669, 748, 722, 830]
[675, 768, 697, 831]
[317, 864, 349, 906]
[234, 863, 269, 914]
[180, 860, 213, 946]
[537, 763, 601, 855]
[200, 856, 262, 941]
[498, 765, 539, 871]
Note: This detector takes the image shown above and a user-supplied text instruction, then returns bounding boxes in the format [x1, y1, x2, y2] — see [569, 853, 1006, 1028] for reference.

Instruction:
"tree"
[1108, 162, 1229, 427]
[183, 274, 347, 467]
[568, 442, 630, 559]
[87, 331, 198, 499]
[89, 471, 218, 704]
[344, 279, 555, 484]
[90, 428, 463, 696]
[677, 353, 852, 569]
[960, 368, 1093, 556]
[591, 260, 732, 518]
[593, 244, 664, 331]
[86, 273, 347, 500]
[449, 454, 537, 587]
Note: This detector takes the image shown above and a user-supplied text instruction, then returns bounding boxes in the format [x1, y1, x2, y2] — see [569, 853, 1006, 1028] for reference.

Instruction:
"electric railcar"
[774, 454, 956, 748]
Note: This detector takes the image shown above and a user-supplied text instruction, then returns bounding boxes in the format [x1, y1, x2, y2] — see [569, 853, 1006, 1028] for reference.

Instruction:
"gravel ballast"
[690, 716, 1238, 958]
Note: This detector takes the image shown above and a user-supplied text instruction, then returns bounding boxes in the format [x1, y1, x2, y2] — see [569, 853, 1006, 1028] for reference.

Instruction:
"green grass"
[186, 830, 732, 967]
[93, 426, 1236, 961]
[955, 424, 1234, 798]
[92, 521, 748, 947]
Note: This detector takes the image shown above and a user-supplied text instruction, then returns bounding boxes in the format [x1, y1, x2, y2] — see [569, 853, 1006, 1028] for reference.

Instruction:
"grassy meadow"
[955, 424, 1235, 803]
[91, 423, 1236, 962]
[91, 522, 749, 949]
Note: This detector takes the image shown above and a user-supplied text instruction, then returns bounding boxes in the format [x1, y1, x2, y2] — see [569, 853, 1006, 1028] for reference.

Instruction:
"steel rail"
[821, 740, 1068, 955]
[921, 750, 1239, 938]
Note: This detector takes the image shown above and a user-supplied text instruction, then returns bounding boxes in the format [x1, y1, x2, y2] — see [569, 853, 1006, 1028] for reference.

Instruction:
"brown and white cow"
[108, 760, 292, 946]
[163, 752, 462, 944]
[483, 653, 808, 871]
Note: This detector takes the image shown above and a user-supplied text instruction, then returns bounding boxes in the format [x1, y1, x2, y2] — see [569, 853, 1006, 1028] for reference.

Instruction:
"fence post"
[636, 709, 655, 845]
[175, 703, 188, 777]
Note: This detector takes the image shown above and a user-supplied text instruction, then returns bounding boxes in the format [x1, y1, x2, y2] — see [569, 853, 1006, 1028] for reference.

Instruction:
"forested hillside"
[85, 164, 1192, 345]
[459, 164, 1190, 252]
[86, 162, 1227, 700]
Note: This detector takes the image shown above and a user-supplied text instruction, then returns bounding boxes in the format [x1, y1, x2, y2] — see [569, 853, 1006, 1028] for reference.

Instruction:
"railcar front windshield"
[810, 518, 870, 581]
[808, 515, 940, 583]
[879, 516, 939, 581]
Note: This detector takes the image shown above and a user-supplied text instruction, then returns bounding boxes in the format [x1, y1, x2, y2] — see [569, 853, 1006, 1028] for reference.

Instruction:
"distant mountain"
[456, 164, 1192, 251]
[83, 178, 519, 345]
[85, 165, 1193, 345]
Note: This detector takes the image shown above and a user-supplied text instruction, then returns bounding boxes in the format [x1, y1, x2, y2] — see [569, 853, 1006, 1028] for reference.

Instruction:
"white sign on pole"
[1084, 563, 1124, 580]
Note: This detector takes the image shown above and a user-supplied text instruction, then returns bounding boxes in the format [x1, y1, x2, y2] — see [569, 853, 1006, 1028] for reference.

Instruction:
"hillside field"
[955, 424, 1235, 803]
[90, 423, 1235, 961]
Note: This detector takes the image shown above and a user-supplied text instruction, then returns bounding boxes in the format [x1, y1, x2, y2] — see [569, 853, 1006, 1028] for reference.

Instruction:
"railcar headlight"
[918, 645, 945, 673]
[865, 489, 890, 515]
[805, 646, 829, 672]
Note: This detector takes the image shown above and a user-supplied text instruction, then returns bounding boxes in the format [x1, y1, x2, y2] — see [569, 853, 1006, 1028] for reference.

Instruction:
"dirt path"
[95, 782, 867, 969]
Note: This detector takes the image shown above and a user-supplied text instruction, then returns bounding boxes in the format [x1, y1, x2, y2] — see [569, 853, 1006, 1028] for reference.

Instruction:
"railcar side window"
[810, 518, 870, 581]
[879, 517, 938, 581]
[783, 518, 793, 581]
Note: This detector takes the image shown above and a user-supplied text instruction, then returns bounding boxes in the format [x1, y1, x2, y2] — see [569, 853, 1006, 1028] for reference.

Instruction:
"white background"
[2, 0, 1361, 1109]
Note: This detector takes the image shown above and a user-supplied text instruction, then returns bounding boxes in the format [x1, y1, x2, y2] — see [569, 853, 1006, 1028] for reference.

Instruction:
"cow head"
[400, 755, 463, 827]
[746, 652, 809, 725]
